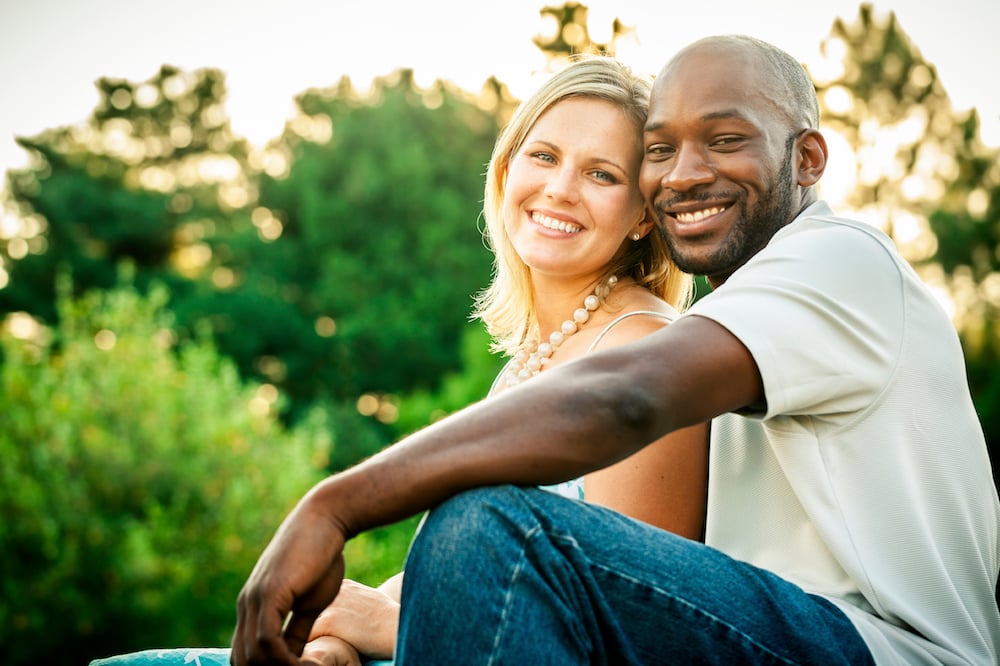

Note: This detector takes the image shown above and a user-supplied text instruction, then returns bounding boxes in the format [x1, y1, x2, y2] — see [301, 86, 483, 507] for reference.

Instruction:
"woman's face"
[502, 97, 648, 283]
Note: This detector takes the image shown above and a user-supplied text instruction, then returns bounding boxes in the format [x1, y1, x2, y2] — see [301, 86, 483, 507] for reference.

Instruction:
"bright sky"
[1, 0, 997, 193]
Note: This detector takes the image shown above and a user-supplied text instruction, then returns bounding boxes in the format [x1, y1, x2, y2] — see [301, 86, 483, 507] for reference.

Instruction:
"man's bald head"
[658, 35, 820, 131]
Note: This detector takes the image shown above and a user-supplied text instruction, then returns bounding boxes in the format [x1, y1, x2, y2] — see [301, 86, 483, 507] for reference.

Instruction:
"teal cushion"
[89, 648, 392, 666]
[90, 649, 230, 665]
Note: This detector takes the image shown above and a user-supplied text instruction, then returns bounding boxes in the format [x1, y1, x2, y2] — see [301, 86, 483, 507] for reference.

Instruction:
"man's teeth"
[676, 206, 726, 223]
[532, 211, 582, 233]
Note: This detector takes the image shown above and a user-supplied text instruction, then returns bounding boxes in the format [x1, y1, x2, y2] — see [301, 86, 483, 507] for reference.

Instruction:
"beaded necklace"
[504, 275, 618, 387]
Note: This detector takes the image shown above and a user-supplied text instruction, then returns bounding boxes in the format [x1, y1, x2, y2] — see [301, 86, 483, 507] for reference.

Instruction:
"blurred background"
[1, 2, 997, 664]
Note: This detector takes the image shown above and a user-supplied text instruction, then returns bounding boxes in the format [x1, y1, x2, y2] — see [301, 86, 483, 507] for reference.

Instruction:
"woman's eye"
[591, 170, 616, 183]
[531, 152, 556, 164]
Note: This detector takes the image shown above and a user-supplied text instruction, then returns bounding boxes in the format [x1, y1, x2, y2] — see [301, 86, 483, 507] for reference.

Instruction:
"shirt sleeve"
[687, 218, 906, 421]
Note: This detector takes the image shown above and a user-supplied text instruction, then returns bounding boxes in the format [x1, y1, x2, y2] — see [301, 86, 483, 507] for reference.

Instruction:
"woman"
[299, 55, 708, 666]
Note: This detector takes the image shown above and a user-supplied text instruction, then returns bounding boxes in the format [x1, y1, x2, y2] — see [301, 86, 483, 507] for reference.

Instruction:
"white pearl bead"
[504, 275, 617, 387]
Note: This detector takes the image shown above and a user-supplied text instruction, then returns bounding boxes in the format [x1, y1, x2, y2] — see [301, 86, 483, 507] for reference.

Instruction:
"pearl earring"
[632, 232, 641, 241]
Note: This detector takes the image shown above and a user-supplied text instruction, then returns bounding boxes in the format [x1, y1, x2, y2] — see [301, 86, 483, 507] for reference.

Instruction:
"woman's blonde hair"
[472, 55, 693, 356]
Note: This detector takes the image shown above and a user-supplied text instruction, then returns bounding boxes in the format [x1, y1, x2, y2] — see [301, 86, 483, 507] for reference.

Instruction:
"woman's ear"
[796, 128, 828, 188]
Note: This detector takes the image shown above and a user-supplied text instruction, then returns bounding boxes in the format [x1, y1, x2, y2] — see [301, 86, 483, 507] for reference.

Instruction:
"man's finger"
[230, 585, 298, 666]
[283, 610, 321, 659]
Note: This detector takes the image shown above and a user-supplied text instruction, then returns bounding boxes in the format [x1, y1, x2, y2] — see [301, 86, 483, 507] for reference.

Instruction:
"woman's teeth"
[532, 211, 582, 234]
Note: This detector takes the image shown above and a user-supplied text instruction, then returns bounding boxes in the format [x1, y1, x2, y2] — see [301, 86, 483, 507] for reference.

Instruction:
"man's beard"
[656, 136, 797, 279]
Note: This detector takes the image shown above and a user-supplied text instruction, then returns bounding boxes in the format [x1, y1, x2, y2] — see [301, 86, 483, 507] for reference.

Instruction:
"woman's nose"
[543, 166, 581, 203]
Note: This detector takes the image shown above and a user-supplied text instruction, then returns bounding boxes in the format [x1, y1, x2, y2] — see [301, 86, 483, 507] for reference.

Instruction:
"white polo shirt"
[689, 201, 1000, 664]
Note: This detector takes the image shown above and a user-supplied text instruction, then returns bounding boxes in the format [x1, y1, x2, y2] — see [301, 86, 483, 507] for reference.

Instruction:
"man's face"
[640, 46, 802, 286]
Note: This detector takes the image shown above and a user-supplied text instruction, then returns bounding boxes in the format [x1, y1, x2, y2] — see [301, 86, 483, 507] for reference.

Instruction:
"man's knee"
[414, 484, 527, 551]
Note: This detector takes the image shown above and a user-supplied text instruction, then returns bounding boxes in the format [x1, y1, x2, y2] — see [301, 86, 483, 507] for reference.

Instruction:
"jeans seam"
[487, 524, 540, 666]
[559, 534, 802, 666]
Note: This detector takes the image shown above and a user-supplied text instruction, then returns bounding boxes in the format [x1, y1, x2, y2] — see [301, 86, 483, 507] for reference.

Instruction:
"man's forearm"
[321, 352, 664, 539]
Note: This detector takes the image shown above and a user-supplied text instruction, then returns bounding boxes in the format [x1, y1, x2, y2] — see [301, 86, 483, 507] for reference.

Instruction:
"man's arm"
[230, 314, 761, 666]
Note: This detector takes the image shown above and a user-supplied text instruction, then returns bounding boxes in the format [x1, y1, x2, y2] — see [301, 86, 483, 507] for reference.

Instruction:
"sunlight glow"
[288, 113, 333, 143]
[822, 86, 853, 115]
[587, 6, 617, 44]
[6, 311, 40, 339]
[967, 188, 989, 217]
[255, 356, 287, 382]
[211, 266, 236, 289]
[94, 329, 117, 351]
[196, 154, 241, 182]
[138, 165, 176, 191]
[314, 316, 337, 338]
[812, 37, 847, 86]
[815, 129, 855, 207]
[357, 393, 379, 416]
[134, 83, 160, 108]
[248, 147, 290, 179]
[7, 237, 28, 259]
[251, 206, 283, 241]
[0, 209, 21, 238]
[172, 242, 212, 277]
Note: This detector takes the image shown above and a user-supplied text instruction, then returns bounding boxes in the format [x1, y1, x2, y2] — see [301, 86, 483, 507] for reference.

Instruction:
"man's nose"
[664, 145, 715, 192]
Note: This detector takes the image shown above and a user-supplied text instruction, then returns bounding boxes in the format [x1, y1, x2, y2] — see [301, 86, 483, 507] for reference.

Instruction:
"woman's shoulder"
[587, 303, 678, 352]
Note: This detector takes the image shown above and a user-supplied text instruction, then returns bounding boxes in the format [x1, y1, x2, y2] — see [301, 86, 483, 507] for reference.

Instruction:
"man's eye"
[646, 144, 675, 158]
[711, 136, 744, 148]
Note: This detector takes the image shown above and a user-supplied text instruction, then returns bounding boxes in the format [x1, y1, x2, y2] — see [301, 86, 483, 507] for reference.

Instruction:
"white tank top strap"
[585, 308, 677, 353]
[488, 308, 679, 396]
[488, 358, 514, 397]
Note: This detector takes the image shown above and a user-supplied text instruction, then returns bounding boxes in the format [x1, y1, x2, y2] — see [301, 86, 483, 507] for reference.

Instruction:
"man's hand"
[230, 483, 349, 666]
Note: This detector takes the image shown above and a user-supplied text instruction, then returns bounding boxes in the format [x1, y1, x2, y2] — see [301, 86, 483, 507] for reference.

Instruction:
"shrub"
[0, 280, 330, 665]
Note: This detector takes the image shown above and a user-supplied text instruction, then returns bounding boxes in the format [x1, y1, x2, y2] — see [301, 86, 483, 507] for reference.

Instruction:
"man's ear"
[796, 129, 828, 188]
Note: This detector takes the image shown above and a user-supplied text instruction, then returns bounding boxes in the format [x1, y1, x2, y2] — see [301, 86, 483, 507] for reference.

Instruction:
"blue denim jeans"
[396, 485, 875, 665]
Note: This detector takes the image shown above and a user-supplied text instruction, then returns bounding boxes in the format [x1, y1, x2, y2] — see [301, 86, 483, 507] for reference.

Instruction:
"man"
[232, 35, 1000, 665]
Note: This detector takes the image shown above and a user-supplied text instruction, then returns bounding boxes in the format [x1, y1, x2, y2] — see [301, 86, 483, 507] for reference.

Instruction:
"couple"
[106, 33, 1000, 666]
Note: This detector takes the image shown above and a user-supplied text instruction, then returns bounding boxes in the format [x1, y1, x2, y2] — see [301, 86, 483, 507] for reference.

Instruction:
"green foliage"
[0, 280, 330, 666]
[2, 61, 506, 451]
[532, 1, 635, 58]
[244, 71, 499, 405]
[342, 515, 425, 589]
[2, 66, 250, 323]
[393, 323, 504, 436]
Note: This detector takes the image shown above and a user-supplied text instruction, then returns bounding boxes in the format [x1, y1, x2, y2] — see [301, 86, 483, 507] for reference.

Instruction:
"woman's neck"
[531, 274, 611, 337]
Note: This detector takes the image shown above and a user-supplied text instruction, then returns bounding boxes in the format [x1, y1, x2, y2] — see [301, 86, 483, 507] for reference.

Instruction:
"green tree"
[813, 4, 1000, 485]
[532, 1, 636, 58]
[0, 278, 331, 666]
[232, 71, 501, 411]
[1, 66, 251, 321]
[0, 63, 508, 449]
